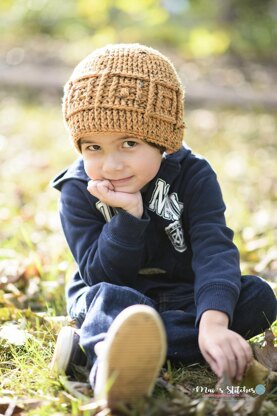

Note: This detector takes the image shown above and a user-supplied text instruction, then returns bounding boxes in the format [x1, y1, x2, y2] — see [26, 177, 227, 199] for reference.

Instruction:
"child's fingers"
[200, 331, 253, 382]
[203, 347, 226, 378]
[97, 180, 115, 192]
[232, 350, 246, 381]
[88, 179, 114, 191]
[224, 346, 239, 380]
[228, 337, 252, 381]
[207, 341, 237, 380]
[244, 340, 253, 363]
[87, 179, 101, 193]
[87, 179, 114, 199]
[209, 360, 222, 378]
[87, 179, 94, 188]
[205, 343, 243, 381]
[235, 339, 253, 380]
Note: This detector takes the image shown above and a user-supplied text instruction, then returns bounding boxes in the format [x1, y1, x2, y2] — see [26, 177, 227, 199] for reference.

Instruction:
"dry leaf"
[0, 398, 48, 414]
[59, 376, 92, 400]
[234, 394, 264, 415]
[0, 320, 33, 346]
[79, 399, 107, 412]
[253, 328, 277, 371]
[240, 358, 269, 389]
[214, 399, 235, 416]
[21, 254, 42, 280]
[0, 398, 22, 415]
[0, 260, 23, 287]
[195, 398, 209, 416]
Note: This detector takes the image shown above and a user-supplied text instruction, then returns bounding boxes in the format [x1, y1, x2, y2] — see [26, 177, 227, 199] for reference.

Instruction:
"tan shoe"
[93, 305, 167, 407]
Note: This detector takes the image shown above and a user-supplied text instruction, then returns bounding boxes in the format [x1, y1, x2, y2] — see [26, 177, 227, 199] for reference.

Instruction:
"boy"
[51, 44, 276, 406]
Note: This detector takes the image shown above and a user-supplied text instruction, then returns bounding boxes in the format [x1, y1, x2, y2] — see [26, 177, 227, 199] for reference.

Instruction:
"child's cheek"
[83, 160, 96, 180]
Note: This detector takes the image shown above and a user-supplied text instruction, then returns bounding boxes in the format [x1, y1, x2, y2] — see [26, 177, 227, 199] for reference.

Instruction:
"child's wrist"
[122, 199, 143, 218]
[124, 206, 143, 218]
[199, 310, 229, 329]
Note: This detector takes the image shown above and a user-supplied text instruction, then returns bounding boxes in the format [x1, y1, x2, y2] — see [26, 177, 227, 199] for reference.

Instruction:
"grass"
[0, 92, 276, 414]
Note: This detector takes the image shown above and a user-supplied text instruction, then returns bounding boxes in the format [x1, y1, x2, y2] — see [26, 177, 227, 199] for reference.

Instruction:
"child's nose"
[102, 153, 124, 174]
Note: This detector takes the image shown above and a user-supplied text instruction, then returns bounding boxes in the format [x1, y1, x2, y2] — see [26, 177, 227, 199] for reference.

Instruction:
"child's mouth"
[110, 176, 134, 186]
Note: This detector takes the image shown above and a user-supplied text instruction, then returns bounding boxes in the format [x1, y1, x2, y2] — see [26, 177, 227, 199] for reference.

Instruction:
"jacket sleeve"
[59, 179, 150, 287]
[185, 160, 241, 327]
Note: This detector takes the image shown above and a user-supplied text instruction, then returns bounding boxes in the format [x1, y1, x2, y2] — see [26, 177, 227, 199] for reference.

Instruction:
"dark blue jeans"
[68, 275, 276, 383]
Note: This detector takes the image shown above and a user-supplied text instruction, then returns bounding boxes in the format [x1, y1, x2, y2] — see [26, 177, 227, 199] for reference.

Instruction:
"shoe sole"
[50, 326, 75, 374]
[94, 305, 167, 406]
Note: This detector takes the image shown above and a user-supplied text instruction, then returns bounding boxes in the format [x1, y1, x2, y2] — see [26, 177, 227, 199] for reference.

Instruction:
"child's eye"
[87, 144, 101, 151]
[122, 140, 137, 148]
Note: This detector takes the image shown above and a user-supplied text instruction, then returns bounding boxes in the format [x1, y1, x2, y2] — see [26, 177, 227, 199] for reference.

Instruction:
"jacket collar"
[51, 158, 89, 190]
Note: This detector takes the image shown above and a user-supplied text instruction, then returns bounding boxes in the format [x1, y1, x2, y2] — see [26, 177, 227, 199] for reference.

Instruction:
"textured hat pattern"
[63, 44, 185, 152]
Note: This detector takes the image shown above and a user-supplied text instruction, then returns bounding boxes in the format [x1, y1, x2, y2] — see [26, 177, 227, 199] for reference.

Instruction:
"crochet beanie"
[63, 43, 185, 152]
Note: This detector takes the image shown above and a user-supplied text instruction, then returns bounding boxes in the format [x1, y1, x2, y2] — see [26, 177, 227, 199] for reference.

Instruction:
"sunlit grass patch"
[0, 309, 66, 413]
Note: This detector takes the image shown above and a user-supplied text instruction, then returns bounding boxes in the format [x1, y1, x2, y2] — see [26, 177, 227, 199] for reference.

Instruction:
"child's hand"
[87, 179, 143, 218]
[198, 310, 253, 381]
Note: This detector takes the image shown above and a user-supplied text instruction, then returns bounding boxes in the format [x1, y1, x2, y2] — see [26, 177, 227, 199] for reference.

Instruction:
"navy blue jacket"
[52, 146, 241, 326]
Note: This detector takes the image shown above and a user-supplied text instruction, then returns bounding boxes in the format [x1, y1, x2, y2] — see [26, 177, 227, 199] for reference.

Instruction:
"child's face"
[80, 133, 164, 193]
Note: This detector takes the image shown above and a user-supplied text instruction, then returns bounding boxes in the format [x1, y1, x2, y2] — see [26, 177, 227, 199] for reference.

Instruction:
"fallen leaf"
[59, 376, 92, 400]
[195, 398, 209, 416]
[0, 322, 31, 346]
[216, 373, 238, 409]
[79, 399, 107, 412]
[260, 399, 277, 415]
[240, 358, 269, 389]
[236, 393, 265, 415]
[0, 260, 23, 287]
[21, 254, 42, 279]
[0, 398, 22, 415]
[0, 398, 49, 414]
[253, 328, 277, 371]
[214, 399, 235, 416]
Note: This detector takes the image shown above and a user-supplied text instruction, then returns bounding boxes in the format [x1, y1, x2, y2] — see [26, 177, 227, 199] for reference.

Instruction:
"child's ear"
[165, 149, 175, 154]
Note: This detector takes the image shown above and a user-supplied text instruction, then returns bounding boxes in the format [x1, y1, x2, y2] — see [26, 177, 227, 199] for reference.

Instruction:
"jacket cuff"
[107, 208, 150, 244]
[195, 283, 240, 327]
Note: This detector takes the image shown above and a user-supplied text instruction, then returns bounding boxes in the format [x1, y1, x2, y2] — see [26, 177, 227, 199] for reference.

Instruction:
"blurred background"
[0, 0, 276, 314]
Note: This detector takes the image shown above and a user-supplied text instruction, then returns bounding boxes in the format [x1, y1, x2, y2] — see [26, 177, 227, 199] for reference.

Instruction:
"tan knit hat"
[63, 43, 185, 152]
